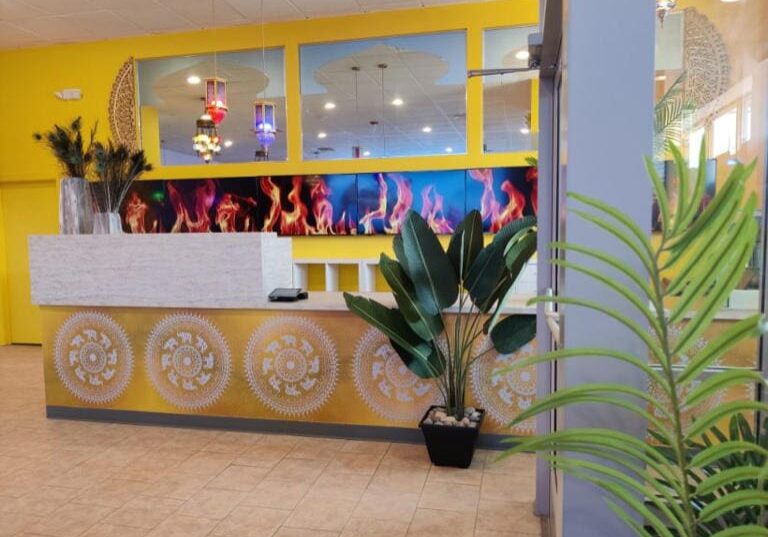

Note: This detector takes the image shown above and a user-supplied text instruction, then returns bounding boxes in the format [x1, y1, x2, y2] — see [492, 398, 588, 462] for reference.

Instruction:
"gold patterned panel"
[40, 307, 538, 436]
[109, 58, 137, 150]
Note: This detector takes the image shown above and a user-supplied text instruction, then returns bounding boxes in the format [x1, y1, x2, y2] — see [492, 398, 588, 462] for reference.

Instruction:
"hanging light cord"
[212, 0, 218, 79]
[261, 0, 267, 101]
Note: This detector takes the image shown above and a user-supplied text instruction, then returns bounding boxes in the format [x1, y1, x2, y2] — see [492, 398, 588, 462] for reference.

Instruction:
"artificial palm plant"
[654, 73, 695, 159]
[344, 209, 537, 420]
[90, 140, 152, 214]
[502, 143, 768, 536]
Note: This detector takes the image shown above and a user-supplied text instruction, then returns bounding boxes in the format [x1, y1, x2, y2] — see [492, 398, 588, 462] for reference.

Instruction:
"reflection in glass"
[300, 32, 467, 160]
[483, 26, 538, 154]
[137, 48, 286, 165]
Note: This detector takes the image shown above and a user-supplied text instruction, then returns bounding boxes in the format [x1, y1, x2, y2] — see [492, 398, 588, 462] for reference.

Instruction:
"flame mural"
[357, 170, 465, 235]
[120, 167, 536, 236]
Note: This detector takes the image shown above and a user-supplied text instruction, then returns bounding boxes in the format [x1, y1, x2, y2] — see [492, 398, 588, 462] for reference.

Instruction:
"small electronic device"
[268, 288, 308, 302]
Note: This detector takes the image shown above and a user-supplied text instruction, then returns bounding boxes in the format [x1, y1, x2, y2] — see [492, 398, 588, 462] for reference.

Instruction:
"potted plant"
[344, 209, 537, 467]
[33, 117, 96, 234]
[501, 143, 768, 535]
[90, 141, 153, 234]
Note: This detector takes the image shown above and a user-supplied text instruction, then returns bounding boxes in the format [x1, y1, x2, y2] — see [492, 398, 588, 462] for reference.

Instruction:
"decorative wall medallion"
[245, 316, 338, 416]
[54, 311, 133, 404]
[145, 314, 231, 409]
[352, 328, 439, 422]
[470, 338, 536, 434]
[109, 57, 138, 151]
[684, 8, 730, 109]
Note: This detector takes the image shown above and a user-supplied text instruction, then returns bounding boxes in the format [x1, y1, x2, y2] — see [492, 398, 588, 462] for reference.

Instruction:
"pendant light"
[656, 0, 676, 25]
[254, 0, 278, 160]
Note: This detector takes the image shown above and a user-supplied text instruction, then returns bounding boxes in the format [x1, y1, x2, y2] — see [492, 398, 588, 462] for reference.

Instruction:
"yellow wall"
[0, 188, 9, 343]
[0, 0, 538, 344]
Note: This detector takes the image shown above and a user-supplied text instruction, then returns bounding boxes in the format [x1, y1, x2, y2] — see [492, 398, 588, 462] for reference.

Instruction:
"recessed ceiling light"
[422, 126, 432, 133]
[655, 74, 667, 81]
[187, 75, 201, 84]
[223, 140, 233, 148]
[317, 132, 327, 139]
[721, 0, 740, 3]
[515, 50, 530, 61]
[520, 127, 531, 135]
[391, 97, 404, 106]
[363, 150, 371, 157]
[324, 102, 336, 110]
[445, 147, 453, 153]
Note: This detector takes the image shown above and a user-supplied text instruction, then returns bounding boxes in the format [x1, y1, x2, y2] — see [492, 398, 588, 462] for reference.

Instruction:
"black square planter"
[419, 405, 484, 468]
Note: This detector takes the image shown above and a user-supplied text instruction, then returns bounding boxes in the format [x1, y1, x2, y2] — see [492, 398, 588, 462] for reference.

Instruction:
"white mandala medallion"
[470, 338, 536, 434]
[245, 316, 338, 416]
[353, 328, 439, 422]
[54, 311, 133, 404]
[145, 314, 231, 409]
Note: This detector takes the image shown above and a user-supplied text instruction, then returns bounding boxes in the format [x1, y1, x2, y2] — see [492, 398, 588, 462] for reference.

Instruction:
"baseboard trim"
[46, 405, 513, 450]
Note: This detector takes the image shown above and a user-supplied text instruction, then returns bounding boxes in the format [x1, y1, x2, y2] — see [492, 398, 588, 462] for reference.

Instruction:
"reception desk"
[29, 234, 538, 446]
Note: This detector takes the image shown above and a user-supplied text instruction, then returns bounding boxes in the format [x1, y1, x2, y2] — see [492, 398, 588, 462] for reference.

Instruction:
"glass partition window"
[137, 48, 286, 165]
[483, 26, 538, 154]
[300, 32, 467, 160]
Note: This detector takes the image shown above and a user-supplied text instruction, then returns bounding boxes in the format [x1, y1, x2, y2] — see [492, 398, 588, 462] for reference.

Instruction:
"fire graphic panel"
[357, 170, 466, 235]
[121, 166, 537, 235]
[465, 167, 537, 233]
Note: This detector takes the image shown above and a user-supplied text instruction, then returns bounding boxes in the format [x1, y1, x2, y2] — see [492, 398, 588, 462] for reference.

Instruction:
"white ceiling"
[0, 0, 492, 49]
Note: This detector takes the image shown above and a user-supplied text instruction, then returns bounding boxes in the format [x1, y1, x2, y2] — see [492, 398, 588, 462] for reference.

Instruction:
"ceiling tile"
[224, 0, 302, 22]
[158, 0, 248, 26]
[289, 0, 361, 18]
[115, 4, 197, 34]
[18, 0, 97, 15]
[0, 20, 41, 46]
[0, 0, 45, 21]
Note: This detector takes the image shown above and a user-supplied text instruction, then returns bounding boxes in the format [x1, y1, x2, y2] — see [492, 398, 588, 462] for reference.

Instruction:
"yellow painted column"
[0, 188, 9, 345]
[466, 26, 484, 158]
[139, 106, 162, 166]
[284, 39, 303, 163]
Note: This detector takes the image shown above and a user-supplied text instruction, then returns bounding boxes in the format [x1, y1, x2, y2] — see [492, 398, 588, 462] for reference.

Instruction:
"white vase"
[92, 212, 123, 234]
[59, 177, 93, 234]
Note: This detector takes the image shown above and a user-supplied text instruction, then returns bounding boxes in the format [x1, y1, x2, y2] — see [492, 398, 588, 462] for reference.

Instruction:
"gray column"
[559, 1, 655, 536]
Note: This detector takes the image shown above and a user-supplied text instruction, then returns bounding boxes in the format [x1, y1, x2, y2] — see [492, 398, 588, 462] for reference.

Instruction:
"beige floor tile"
[260, 434, 303, 448]
[352, 490, 419, 523]
[81, 524, 151, 537]
[212, 505, 291, 537]
[481, 452, 537, 478]
[475, 499, 539, 535]
[367, 465, 427, 494]
[274, 528, 339, 537]
[407, 508, 476, 537]
[341, 517, 409, 537]
[206, 464, 270, 492]
[340, 441, 390, 456]
[72, 478, 150, 508]
[427, 462, 484, 486]
[234, 444, 292, 469]
[284, 496, 358, 532]
[240, 478, 310, 510]
[0, 511, 40, 536]
[178, 452, 236, 478]
[203, 431, 262, 455]
[480, 474, 535, 503]
[307, 471, 371, 501]
[380, 444, 431, 469]
[25, 502, 114, 537]
[141, 471, 212, 501]
[267, 457, 328, 484]
[0, 485, 78, 516]
[146, 514, 218, 537]
[288, 437, 347, 461]
[179, 487, 244, 520]
[103, 495, 184, 529]
[324, 453, 382, 477]
[418, 480, 480, 513]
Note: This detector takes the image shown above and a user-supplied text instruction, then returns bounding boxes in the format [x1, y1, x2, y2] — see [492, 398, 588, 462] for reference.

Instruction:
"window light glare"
[515, 49, 530, 61]
[317, 131, 327, 139]
[186, 75, 201, 84]
[324, 102, 336, 110]
[362, 150, 371, 157]
[223, 140, 233, 148]
[391, 97, 404, 106]
[520, 127, 531, 135]
[444, 147, 453, 153]
[422, 126, 432, 133]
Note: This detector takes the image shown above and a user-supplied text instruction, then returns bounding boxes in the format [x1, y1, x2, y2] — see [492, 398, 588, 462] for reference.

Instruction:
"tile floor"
[0, 345, 541, 537]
